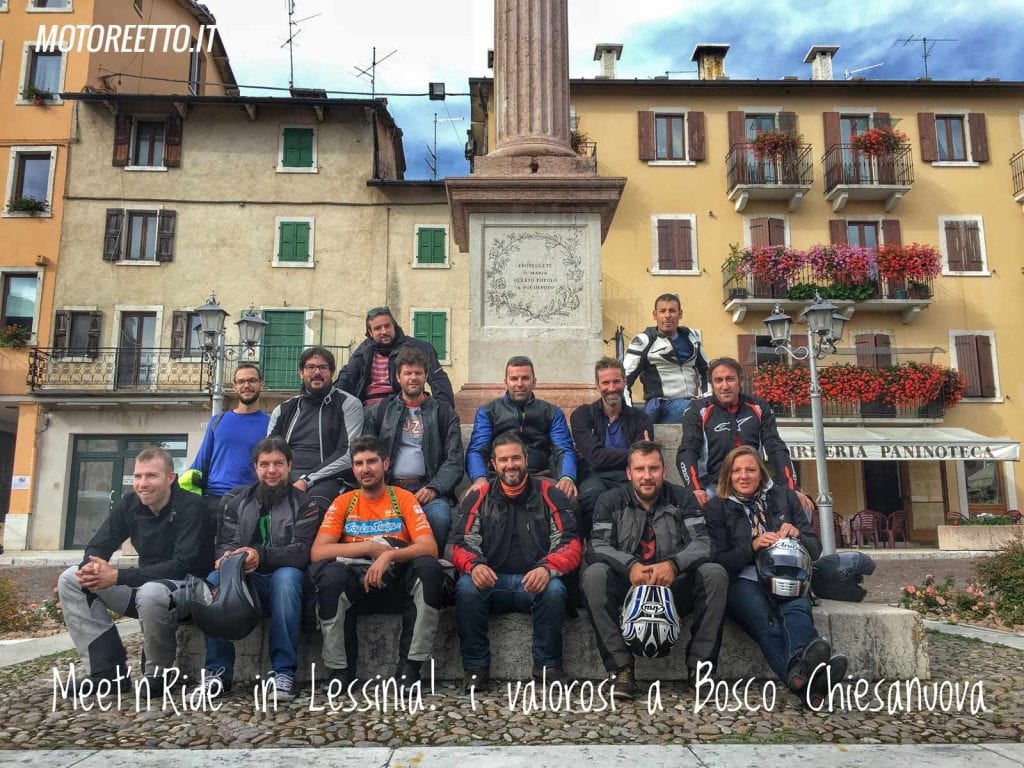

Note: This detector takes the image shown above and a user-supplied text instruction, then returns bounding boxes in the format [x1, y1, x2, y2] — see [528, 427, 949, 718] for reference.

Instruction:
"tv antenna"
[425, 113, 464, 180]
[844, 63, 884, 80]
[351, 47, 398, 99]
[664, 69, 697, 78]
[897, 35, 955, 79]
[281, 0, 322, 89]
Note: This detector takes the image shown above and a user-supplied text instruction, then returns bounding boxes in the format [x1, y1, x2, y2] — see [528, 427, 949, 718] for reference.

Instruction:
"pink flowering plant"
[806, 243, 878, 284]
[901, 574, 994, 625]
[725, 244, 807, 283]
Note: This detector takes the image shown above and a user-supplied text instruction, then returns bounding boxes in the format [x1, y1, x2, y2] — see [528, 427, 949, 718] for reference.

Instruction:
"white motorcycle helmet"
[756, 537, 813, 599]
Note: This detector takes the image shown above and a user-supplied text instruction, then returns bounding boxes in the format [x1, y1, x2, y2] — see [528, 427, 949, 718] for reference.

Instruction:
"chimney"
[593, 44, 623, 78]
[804, 45, 840, 81]
[691, 43, 730, 81]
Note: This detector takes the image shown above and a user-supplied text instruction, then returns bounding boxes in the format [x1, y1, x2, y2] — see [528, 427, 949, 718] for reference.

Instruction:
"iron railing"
[767, 396, 944, 421]
[722, 262, 933, 304]
[822, 143, 914, 192]
[28, 344, 351, 393]
[1011, 148, 1024, 200]
[726, 143, 814, 190]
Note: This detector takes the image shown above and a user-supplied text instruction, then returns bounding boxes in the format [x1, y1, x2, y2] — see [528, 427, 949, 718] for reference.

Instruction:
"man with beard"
[677, 357, 811, 511]
[453, 432, 582, 691]
[582, 441, 727, 699]
[336, 306, 454, 407]
[465, 356, 577, 500]
[310, 435, 450, 690]
[200, 437, 320, 701]
[364, 347, 464, 551]
[182, 364, 269, 522]
[570, 358, 655, 537]
[268, 347, 364, 512]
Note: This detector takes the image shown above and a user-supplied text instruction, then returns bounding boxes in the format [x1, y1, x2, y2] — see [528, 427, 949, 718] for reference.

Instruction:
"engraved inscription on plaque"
[483, 228, 586, 326]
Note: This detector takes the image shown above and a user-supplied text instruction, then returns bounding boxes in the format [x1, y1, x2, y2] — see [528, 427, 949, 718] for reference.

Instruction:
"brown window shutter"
[103, 209, 124, 261]
[156, 210, 177, 262]
[736, 333, 756, 387]
[767, 217, 786, 246]
[656, 220, 676, 269]
[727, 111, 746, 149]
[829, 219, 847, 245]
[777, 111, 797, 134]
[53, 310, 70, 353]
[749, 217, 769, 247]
[944, 221, 966, 271]
[675, 219, 693, 270]
[638, 111, 655, 161]
[962, 220, 984, 271]
[656, 220, 692, 270]
[974, 335, 996, 398]
[164, 116, 183, 167]
[170, 311, 187, 359]
[955, 335, 983, 397]
[86, 311, 103, 359]
[968, 113, 989, 163]
[113, 114, 131, 167]
[822, 112, 840, 148]
[874, 333, 892, 368]
[687, 111, 706, 161]
[917, 113, 937, 162]
[855, 333, 875, 368]
[881, 219, 902, 246]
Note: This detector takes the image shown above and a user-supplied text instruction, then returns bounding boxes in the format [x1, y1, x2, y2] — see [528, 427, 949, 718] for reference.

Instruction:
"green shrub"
[977, 539, 1024, 624]
[0, 576, 45, 633]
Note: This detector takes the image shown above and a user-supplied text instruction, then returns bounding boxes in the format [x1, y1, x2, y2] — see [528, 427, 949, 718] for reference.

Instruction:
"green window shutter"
[282, 128, 314, 168]
[417, 227, 446, 264]
[278, 221, 311, 262]
[413, 311, 447, 360]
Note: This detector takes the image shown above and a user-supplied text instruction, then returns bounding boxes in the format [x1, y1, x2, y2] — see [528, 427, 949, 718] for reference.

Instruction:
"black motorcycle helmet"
[186, 553, 262, 641]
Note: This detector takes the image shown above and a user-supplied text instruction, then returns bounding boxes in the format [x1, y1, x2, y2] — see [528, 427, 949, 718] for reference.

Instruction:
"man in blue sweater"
[187, 364, 270, 521]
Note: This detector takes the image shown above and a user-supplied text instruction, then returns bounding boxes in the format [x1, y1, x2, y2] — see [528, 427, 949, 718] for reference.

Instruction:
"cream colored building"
[20, 93, 456, 550]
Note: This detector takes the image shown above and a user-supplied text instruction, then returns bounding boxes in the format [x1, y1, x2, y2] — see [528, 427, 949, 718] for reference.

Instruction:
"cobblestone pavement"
[0, 630, 1020, 749]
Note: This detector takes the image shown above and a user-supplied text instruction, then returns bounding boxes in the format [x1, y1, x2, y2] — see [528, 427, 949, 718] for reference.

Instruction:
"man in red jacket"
[452, 432, 582, 692]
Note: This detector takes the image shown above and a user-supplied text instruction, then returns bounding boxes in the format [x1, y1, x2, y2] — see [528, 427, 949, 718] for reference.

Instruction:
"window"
[30, 0, 71, 8]
[940, 217, 987, 274]
[188, 44, 202, 96]
[846, 221, 879, 249]
[133, 121, 165, 167]
[53, 310, 102, 358]
[113, 115, 181, 168]
[1, 272, 40, 336]
[951, 332, 999, 400]
[278, 127, 316, 171]
[102, 209, 176, 263]
[637, 110, 705, 163]
[936, 116, 966, 162]
[274, 218, 314, 266]
[651, 215, 697, 274]
[26, 50, 61, 95]
[964, 460, 1006, 510]
[4, 146, 56, 216]
[415, 226, 448, 267]
[170, 311, 204, 358]
[411, 310, 449, 363]
[918, 112, 988, 164]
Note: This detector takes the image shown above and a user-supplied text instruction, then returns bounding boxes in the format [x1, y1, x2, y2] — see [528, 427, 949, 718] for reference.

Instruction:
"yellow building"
[0, 0, 234, 549]
[468, 44, 1024, 539]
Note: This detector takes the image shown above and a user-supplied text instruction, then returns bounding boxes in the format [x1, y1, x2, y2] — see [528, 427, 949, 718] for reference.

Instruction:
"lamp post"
[195, 293, 267, 417]
[764, 293, 850, 555]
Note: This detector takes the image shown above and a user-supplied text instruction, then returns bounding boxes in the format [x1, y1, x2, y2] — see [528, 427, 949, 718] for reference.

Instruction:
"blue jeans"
[421, 497, 453, 553]
[455, 572, 567, 669]
[725, 577, 818, 684]
[644, 397, 690, 424]
[204, 566, 304, 679]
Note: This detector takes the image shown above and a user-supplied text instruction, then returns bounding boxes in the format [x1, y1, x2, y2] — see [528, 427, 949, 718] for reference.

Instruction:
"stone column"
[490, 0, 575, 158]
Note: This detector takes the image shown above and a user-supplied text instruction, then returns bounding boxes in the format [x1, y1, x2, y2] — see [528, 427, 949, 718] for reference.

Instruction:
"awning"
[779, 426, 1020, 462]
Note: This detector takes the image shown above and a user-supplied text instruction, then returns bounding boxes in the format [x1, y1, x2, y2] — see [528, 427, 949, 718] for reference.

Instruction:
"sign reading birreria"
[789, 443, 1018, 461]
[483, 227, 586, 327]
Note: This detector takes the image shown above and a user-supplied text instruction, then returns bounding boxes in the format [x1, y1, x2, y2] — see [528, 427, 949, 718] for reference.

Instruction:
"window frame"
[53, 306, 102, 361]
[277, 125, 318, 173]
[188, 43, 201, 96]
[413, 224, 450, 268]
[17, 44, 67, 105]
[934, 114, 968, 163]
[27, 0, 73, 12]
[124, 211, 160, 262]
[409, 308, 451, 365]
[949, 330, 1002, 403]
[126, 118, 168, 170]
[939, 215, 989, 276]
[105, 206, 175, 266]
[650, 214, 699, 276]
[273, 217, 315, 268]
[4, 145, 57, 218]
[955, 460, 1018, 518]
[0, 268, 43, 343]
[646, 108, 694, 166]
[930, 111, 982, 167]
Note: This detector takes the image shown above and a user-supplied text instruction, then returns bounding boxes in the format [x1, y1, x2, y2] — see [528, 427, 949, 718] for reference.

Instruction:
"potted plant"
[750, 129, 802, 159]
[876, 242, 941, 288]
[850, 125, 908, 157]
[23, 85, 53, 105]
[570, 129, 590, 155]
[0, 324, 31, 349]
[6, 196, 48, 215]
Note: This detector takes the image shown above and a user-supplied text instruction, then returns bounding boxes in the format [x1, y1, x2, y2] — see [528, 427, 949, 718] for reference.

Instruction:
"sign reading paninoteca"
[780, 426, 1020, 462]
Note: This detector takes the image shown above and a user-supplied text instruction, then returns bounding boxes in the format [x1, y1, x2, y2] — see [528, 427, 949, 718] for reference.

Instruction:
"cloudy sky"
[208, 0, 1024, 180]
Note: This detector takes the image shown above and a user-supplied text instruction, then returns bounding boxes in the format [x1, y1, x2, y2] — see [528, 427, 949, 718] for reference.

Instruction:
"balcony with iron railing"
[1012, 148, 1024, 204]
[726, 143, 814, 211]
[722, 262, 933, 324]
[28, 344, 351, 395]
[822, 143, 913, 212]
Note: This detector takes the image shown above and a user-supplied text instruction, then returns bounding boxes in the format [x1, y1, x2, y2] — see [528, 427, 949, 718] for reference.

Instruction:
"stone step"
[175, 599, 927, 683]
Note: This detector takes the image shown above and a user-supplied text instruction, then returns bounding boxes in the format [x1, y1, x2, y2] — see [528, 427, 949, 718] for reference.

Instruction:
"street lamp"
[195, 293, 267, 417]
[764, 293, 850, 555]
